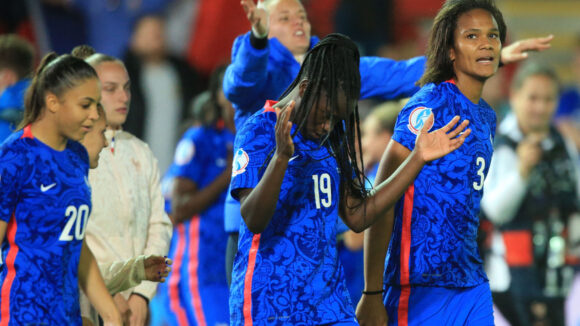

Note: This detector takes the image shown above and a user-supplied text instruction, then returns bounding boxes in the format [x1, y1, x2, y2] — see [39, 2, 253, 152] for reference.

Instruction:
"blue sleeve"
[230, 113, 276, 200]
[173, 131, 204, 184]
[223, 32, 270, 110]
[0, 146, 23, 222]
[359, 56, 425, 100]
[391, 102, 432, 152]
[555, 89, 580, 120]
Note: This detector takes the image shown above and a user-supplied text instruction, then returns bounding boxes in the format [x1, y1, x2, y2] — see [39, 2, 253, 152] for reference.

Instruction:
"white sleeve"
[481, 145, 528, 225]
[133, 151, 173, 299]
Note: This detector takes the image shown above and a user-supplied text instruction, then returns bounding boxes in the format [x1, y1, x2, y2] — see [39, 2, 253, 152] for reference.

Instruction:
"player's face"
[55, 77, 101, 142]
[305, 89, 353, 141]
[95, 61, 131, 129]
[511, 74, 558, 133]
[450, 8, 501, 84]
[268, 0, 311, 56]
[81, 114, 108, 169]
[361, 115, 391, 167]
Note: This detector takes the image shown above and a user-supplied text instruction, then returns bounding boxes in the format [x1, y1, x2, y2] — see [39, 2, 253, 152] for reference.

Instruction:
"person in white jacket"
[81, 53, 173, 326]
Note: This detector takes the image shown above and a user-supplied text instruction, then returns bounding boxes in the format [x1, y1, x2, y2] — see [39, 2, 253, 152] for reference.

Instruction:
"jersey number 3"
[473, 157, 486, 191]
[59, 204, 90, 241]
[313, 173, 332, 209]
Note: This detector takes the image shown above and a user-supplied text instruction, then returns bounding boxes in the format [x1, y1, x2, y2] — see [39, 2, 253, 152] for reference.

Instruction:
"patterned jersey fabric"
[0, 126, 91, 325]
[152, 125, 234, 326]
[229, 102, 354, 325]
[385, 81, 496, 288]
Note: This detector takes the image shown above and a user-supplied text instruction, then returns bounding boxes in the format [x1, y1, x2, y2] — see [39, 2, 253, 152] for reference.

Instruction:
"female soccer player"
[229, 33, 471, 326]
[0, 53, 122, 325]
[357, 1, 512, 325]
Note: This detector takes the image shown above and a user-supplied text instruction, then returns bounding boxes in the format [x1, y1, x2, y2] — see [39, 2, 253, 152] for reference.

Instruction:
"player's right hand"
[275, 100, 295, 160]
[241, 0, 268, 37]
[356, 294, 388, 326]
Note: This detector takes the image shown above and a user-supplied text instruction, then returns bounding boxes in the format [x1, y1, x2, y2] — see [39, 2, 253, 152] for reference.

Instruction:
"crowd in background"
[1, 0, 580, 325]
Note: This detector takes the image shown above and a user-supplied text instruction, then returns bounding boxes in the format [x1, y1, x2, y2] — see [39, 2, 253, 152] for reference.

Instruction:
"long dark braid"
[279, 33, 368, 209]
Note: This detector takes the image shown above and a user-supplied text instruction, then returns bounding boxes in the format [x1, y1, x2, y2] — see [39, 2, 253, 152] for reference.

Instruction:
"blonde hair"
[258, 0, 302, 12]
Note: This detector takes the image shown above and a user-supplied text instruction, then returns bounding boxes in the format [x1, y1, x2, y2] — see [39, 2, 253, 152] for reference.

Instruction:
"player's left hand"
[415, 114, 471, 162]
[128, 294, 149, 326]
[500, 34, 553, 65]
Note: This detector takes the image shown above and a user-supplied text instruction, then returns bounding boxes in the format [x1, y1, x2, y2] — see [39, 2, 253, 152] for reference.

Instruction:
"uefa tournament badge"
[407, 107, 433, 135]
[232, 148, 249, 177]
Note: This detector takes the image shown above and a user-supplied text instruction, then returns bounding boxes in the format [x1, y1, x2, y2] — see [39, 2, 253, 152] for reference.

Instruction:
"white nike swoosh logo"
[289, 155, 299, 162]
[40, 183, 56, 192]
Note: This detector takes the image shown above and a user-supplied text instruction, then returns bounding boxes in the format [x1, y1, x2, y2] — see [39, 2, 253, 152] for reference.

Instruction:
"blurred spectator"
[555, 34, 580, 152]
[123, 14, 203, 173]
[482, 63, 580, 326]
[45, 0, 169, 57]
[338, 100, 402, 306]
[0, 34, 34, 143]
[334, 0, 394, 56]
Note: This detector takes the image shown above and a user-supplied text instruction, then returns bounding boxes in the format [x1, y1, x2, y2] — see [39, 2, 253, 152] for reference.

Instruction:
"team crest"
[232, 148, 249, 176]
[407, 107, 433, 135]
[175, 139, 195, 166]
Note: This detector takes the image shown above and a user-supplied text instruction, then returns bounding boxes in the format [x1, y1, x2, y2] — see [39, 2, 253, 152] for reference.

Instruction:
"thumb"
[420, 113, 434, 133]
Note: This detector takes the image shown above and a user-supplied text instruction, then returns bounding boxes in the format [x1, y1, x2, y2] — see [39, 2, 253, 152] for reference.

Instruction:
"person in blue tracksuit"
[222, 0, 554, 284]
[229, 33, 471, 325]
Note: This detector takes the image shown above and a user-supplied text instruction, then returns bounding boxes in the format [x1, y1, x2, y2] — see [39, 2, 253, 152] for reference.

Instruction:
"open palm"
[415, 114, 471, 162]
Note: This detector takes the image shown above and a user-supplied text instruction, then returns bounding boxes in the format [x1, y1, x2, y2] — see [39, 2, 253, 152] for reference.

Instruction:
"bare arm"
[171, 169, 231, 224]
[0, 221, 6, 247]
[78, 240, 122, 326]
[239, 102, 295, 234]
[356, 140, 410, 326]
[341, 115, 470, 232]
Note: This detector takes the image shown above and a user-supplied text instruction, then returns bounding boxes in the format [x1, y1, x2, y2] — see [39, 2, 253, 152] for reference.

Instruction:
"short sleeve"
[172, 130, 203, 184]
[391, 104, 433, 152]
[0, 146, 23, 222]
[230, 112, 276, 200]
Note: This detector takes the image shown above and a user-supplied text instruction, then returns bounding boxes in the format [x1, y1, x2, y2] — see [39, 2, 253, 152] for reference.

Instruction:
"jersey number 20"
[59, 204, 90, 241]
[313, 173, 332, 209]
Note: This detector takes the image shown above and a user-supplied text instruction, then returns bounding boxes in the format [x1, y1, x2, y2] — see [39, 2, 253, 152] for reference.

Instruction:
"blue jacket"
[0, 79, 30, 144]
[223, 32, 426, 130]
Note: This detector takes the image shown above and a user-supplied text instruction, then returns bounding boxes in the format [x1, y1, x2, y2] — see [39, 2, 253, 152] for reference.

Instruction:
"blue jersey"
[152, 125, 234, 326]
[222, 32, 426, 233]
[229, 103, 353, 325]
[0, 126, 91, 325]
[385, 81, 496, 288]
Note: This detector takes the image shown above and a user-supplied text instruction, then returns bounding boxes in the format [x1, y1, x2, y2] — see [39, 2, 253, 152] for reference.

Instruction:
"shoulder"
[238, 108, 277, 137]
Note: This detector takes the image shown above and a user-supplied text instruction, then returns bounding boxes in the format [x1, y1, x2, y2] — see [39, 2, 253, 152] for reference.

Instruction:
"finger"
[455, 128, 471, 143]
[420, 113, 434, 133]
[165, 258, 173, 266]
[447, 119, 470, 138]
[439, 115, 460, 133]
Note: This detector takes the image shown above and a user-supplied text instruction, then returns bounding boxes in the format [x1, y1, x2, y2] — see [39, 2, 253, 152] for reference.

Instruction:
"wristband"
[362, 289, 384, 295]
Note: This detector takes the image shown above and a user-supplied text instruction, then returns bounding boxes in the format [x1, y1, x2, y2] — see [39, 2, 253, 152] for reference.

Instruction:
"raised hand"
[275, 101, 295, 160]
[500, 34, 553, 64]
[415, 114, 471, 162]
[241, 0, 269, 37]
